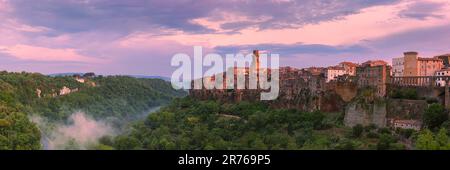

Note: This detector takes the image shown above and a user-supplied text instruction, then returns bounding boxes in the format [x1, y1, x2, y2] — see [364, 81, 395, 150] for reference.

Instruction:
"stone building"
[403, 51, 443, 76]
[338, 61, 358, 76]
[390, 119, 422, 131]
[392, 57, 404, 77]
[305, 67, 325, 76]
[435, 68, 450, 87]
[436, 54, 450, 68]
[325, 66, 346, 82]
[356, 60, 391, 97]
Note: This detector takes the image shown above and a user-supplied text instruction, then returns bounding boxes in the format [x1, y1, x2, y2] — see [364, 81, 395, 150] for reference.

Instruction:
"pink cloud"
[0, 0, 10, 12]
[156, 0, 450, 48]
[0, 44, 101, 63]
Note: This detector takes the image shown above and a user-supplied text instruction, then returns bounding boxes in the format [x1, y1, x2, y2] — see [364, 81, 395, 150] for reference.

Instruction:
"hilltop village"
[190, 51, 450, 131]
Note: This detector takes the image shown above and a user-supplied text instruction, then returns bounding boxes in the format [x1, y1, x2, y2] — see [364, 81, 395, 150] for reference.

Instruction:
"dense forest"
[105, 97, 450, 150]
[0, 71, 186, 150]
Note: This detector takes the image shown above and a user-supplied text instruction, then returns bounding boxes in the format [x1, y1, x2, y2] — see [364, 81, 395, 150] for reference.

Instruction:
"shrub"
[352, 124, 364, 138]
[423, 104, 448, 130]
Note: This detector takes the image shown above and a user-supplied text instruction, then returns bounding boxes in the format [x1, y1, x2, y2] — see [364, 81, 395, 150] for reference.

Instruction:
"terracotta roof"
[361, 60, 388, 67]
[327, 66, 345, 70]
[435, 54, 450, 57]
[339, 61, 358, 67]
[418, 57, 442, 61]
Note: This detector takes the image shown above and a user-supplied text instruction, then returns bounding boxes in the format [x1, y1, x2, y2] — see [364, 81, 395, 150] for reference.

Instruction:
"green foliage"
[416, 129, 440, 150]
[0, 102, 41, 150]
[351, 124, 364, 138]
[397, 128, 415, 139]
[0, 71, 185, 150]
[377, 134, 397, 150]
[423, 104, 448, 130]
[107, 97, 405, 150]
[334, 139, 357, 150]
[107, 97, 335, 150]
[414, 128, 450, 150]
[390, 88, 418, 100]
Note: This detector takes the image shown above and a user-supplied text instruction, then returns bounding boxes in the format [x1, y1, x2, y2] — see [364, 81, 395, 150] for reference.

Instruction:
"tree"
[436, 128, 450, 150]
[416, 129, 439, 150]
[423, 104, 448, 129]
[377, 134, 395, 150]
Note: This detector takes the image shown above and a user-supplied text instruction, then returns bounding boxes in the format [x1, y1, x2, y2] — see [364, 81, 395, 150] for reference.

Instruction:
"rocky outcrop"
[59, 86, 79, 96]
[344, 98, 428, 128]
[386, 99, 427, 120]
[36, 89, 42, 98]
[344, 101, 387, 127]
[189, 67, 346, 112]
[332, 82, 357, 102]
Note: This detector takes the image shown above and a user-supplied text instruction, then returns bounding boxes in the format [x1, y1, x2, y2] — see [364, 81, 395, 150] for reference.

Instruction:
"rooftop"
[435, 54, 450, 58]
[360, 60, 388, 67]
[404, 51, 418, 55]
[327, 66, 345, 70]
[418, 57, 442, 61]
[339, 61, 358, 67]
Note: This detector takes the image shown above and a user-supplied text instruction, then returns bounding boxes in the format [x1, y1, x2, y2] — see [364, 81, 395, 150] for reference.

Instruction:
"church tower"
[252, 50, 260, 72]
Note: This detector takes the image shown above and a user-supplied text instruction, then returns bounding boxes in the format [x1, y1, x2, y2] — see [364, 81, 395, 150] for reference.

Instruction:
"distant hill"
[126, 75, 170, 81]
[48, 73, 170, 81]
[48, 73, 84, 77]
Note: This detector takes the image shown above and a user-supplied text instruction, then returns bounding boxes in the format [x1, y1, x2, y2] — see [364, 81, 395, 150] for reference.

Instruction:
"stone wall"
[386, 99, 427, 120]
[344, 101, 387, 127]
[344, 98, 428, 128]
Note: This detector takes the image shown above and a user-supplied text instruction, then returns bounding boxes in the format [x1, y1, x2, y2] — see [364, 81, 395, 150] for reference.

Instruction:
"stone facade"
[436, 54, 450, 68]
[392, 57, 404, 77]
[325, 66, 346, 82]
[390, 119, 422, 130]
[344, 101, 387, 127]
[403, 51, 443, 77]
[435, 68, 450, 87]
[338, 62, 358, 76]
[356, 60, 391, 97]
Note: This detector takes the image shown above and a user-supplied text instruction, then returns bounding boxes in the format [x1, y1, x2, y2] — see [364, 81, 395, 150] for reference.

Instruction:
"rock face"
[386, 99, 427, 120]
[189, 67, 347, 112]
[59, 86, 72, 95]
[36, 89, 42, 98]
[332, 82, 357, 102]
[344, 101, 387, 127]
[59, 86, 79, 96]
[344, 99, 428, 128]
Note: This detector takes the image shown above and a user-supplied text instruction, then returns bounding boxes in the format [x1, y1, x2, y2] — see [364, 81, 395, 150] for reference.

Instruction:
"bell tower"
[252, 50, 260, 72]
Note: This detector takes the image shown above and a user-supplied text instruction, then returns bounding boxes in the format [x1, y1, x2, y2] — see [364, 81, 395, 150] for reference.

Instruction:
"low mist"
[30, 112, 116, 150]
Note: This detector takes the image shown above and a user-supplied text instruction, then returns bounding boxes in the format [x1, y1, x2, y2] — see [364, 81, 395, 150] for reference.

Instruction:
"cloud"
[163, 0, 450, 48]
[0, 0, 11, 12]
[1, 0, 450, 76]
[398, 1, 447, 20]
[0, 44, 101, 63]
[215, 43, 369, 57]
[5, 0, 401, 35]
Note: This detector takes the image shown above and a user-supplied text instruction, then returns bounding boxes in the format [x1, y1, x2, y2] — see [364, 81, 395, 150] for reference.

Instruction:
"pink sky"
[1, 0, 450, 76]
